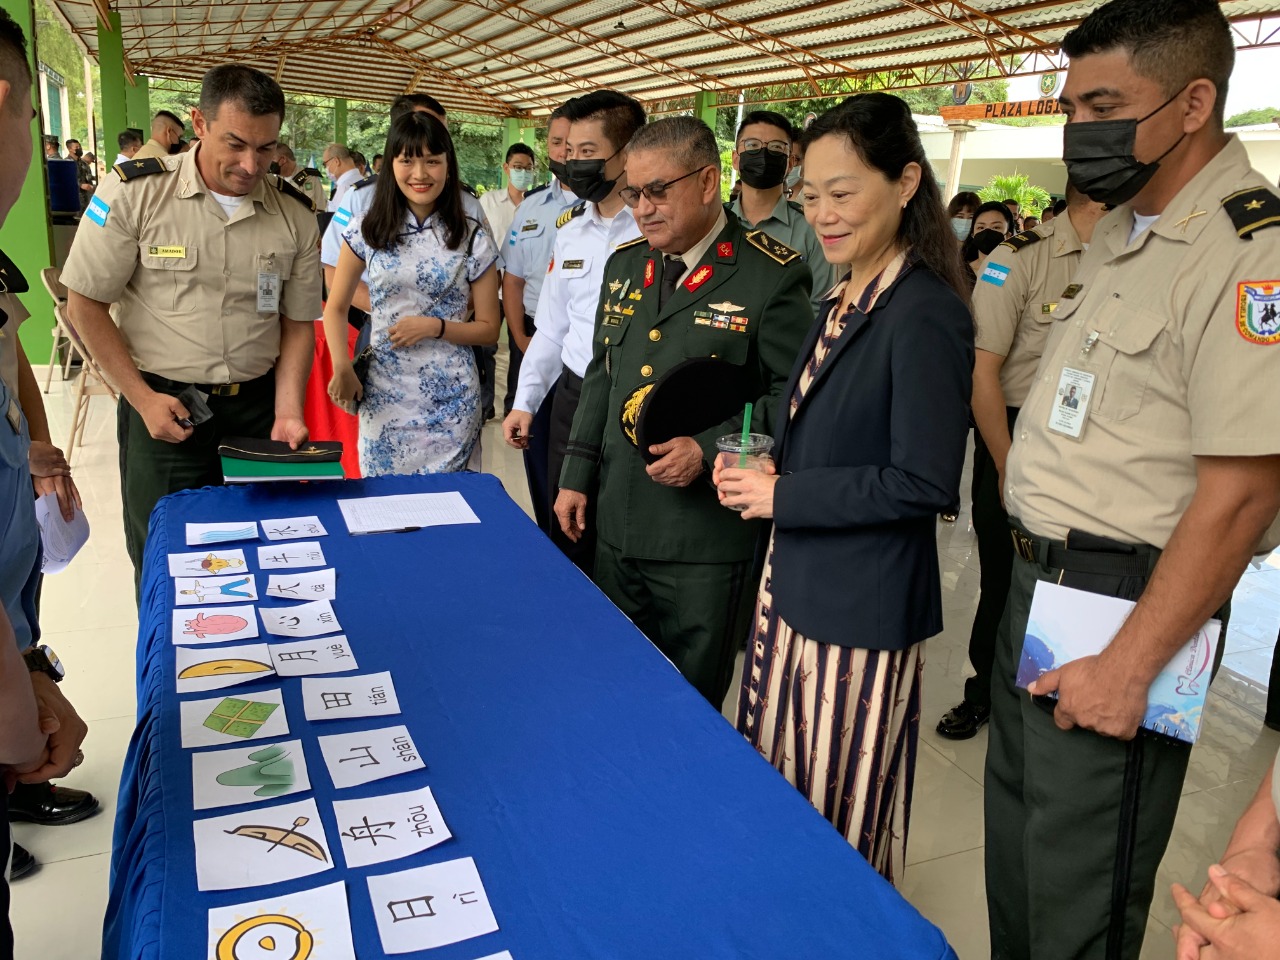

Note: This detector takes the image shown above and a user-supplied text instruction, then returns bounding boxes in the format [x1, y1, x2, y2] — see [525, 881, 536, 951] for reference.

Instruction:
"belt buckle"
[210, 383, 240, 398]
[1011, 531, 1035, 564]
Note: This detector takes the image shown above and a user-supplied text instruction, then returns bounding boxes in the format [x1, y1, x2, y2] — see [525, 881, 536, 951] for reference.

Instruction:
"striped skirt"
[734, 546, 924, 885]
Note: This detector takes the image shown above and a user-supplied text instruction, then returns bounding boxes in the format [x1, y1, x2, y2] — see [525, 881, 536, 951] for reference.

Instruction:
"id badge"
[257, 271, 281, 312]
[1046, 366, 1096, 440]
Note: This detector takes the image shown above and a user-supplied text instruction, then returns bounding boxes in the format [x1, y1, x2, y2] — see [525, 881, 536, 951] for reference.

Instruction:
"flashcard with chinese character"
[172, 604, 260, 645]
[266, 568, 336, 601]
[332, 785, 451, 869]
[175, 574, 258, 606]
[194, 797, 334, 891]
[260, 600, 341, 638]
[206, 881, 354, 960]
[192, 739, 311, 811]
[180, 690, 289, 749]
[257, 541, 327, 570]
[318, 725, 425, 790]
[302, 671, 399, 721]
[366, 857, 498, 954]
[166, 549, 248, 578]
[186, 521, 259, 546]
[270, 637, 358, 677]
[176, 642, 275, 694]
[260, 516, 329, 541]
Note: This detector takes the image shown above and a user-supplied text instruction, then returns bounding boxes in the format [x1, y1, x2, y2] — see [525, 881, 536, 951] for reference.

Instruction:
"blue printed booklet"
[1017, 581, 1220, 743]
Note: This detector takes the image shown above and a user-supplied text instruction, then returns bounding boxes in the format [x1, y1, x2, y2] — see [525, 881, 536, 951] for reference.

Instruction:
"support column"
[692, 90, 718, 130]
[97, 11, 128, 149]
[944, 121, 976, 203]
[0, 0, 55, 357]
[83, 56, 97, 158]
[333, 98, 348, 144]
[125, 73, 150, 131]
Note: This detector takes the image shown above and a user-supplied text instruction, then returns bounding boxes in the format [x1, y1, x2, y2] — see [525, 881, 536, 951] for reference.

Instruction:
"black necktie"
[658, 254, 684, 309]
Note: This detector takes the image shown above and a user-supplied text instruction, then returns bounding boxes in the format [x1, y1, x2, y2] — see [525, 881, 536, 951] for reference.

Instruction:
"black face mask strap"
[1137, 86, 1185, 125]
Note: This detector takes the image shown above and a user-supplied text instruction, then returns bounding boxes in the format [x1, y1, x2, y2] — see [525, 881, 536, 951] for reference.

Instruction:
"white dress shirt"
[327, 167, 362, 212]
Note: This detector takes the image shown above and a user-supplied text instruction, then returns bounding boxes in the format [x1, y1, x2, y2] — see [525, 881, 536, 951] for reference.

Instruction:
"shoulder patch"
[274, 175, 316, 213]
[524, 183, 549, 198]
[786, 200, 805, 216]
[460, 182, 479, 198]
[113, 157, 169, 182]
[353, 174, 378, 191]
[998, 230, 1043, 253]
[1222, 187, 1280, 240]
[745, 229, 801, 265]
[557, 202, 587, 229]
[614, 235, 647, 251]
[0, 249, 29, 294]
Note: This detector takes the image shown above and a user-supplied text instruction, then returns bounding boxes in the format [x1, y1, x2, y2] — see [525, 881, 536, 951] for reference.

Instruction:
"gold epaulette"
[557, 202, 586, 229]
[745, 229, 800, 265]
[615, 236, 647, 251]
[999, 230, 1043, 253]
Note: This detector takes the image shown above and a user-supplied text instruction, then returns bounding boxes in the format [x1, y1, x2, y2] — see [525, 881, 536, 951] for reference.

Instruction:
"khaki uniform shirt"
[1005, 136, 1280, 551]
[973, 212, 1086, 406]
[132, 138, 170, 161]
[60, 145, 322, 385]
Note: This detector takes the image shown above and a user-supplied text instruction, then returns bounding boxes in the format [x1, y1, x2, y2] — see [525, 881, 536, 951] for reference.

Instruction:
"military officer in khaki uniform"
[936, 185, 1107, 741]
[981, 3, 1280, 958]
[555, 117, 811, 706]
[274, 143, 326, 212]
[61, 65, 321, 579]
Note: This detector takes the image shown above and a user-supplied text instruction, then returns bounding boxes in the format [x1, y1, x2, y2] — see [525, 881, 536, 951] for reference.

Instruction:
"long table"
[105, 473, 957, 959]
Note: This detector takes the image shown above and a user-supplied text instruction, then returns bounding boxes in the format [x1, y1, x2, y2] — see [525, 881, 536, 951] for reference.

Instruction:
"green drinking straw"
[739, 402, 753, 467]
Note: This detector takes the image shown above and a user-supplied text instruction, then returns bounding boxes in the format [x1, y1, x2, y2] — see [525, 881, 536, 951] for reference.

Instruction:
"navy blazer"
[769, 262, 974, 650]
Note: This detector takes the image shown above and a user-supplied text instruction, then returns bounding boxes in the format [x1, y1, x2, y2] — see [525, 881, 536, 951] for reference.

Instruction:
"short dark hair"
[628, 116, 720, 173]
[505, 143, 534, 162]
[549, 100, 574, 124]
[1002, 198, 1019, 208]
[390, 93, 446, 123]
[736, 110, 792, 143]
[1054, 196, 1070, 214]
[1062, 0, 1233, 123]
[970, 200, 1017, 238]
[0, 9, 30, 99]
[363, 111, 467, 252]
[198, 64, 285, 121]
[372, 153, 383, 163]
[155, 109, 183, 127]
[118, 129, 142, 150]
[64, 138, 79, 147]
[351, 150, 367, 169]
[565, 90, 646, 155]
[947, 190, 981, 218]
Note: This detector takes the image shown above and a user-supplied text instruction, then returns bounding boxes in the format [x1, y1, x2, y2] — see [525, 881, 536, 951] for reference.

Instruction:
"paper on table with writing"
[167, 549, 248, 578]
[260, 599, 341, 638]
[33, 493, 89, 574]
[366, 856, 498, 954]
[337, 491, 480, 534]
[317, 725, 425, 789]
[191, 738, 312, 810]
[176, 642, 275, 694]
[186, 521, 259, 546]
[270, 636, 358, 676]
[193, 796, 334, 891]
[266, 568, 336, 601]
[206, 880, 354, 960]
[173, 604, 260, 645]
[332, 785, 452, 869]
[180, 689, 289, 749]
[261, 516, 329, 541]
[175, 574, 258, 606]
[301, 671, 400, 721]
[257, 541, 327, 570]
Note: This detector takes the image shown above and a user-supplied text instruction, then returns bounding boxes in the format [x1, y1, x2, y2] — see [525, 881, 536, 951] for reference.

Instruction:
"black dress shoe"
[9, 843, 35, 881]
[7, 781, 99, 826]
[936, 700, 991, 740]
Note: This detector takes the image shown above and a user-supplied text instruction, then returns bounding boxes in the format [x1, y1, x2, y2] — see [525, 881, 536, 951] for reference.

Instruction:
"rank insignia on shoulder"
[999, 230, 1042, 253]
[0, 249, 29, 294]
[353, 174, 378, 191]
[1236, 281, 1280, 345]
[745, 230, 800, 265]
[1062, 283, 1083, 299]
[557, 202, 586, 229]
[113, 157, 169, 181]
[1222, 187, 1280, 239]
[615, 236, 647, 251]
[275, 175, 316, 212]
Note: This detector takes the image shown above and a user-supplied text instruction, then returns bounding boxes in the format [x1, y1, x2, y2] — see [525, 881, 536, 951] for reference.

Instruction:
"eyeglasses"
[736, 138, 790, 155]
[322, 156, 339, 169]
[619, 165, 712, 208]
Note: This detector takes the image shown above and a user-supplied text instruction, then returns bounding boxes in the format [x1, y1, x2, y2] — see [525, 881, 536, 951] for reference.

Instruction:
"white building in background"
[37, 60, 73, 149]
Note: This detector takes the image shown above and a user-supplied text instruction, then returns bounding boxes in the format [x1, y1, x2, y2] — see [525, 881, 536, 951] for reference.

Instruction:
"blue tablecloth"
[105, 473, 957, 959]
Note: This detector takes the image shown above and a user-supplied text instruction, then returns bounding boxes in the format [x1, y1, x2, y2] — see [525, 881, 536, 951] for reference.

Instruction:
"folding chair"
[39, 267, 77, 391]
[56, 301, 117, 461]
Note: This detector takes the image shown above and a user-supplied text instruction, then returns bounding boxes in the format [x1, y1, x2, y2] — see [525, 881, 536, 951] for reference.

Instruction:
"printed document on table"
[337, 492, 479, 534]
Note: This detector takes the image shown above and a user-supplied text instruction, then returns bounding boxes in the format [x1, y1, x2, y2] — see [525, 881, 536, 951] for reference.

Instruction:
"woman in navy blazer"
[715, 93, 973, 883]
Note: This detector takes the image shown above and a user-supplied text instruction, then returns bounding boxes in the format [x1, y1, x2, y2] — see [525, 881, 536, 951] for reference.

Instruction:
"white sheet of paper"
[207, 880, 354, 960]
[332, 785, 451, 869]
[473, 954, 515, 960]
[302, 671, 399, 721]
[260, 600, 341, 638]
[318, 725, 425, 789]
[194, 796, 334, 891]
[338, 491, 480, 535]
[366, 856, 498, 954]
[261, 516, 329, 541]
[175, 575, 258, 606]
[172, 604, 260, 645]
[192, 738, 311, 811]
[186, 521, 260, 547]
[33, 493, 89, 574]
[166, 549, 248, 578]
[270, 636, 358, 676]
[266, 568, 336, 601]
[257, 542, 327, 570]
[176, 643, 275, 694]
[180, 689, 290, 749]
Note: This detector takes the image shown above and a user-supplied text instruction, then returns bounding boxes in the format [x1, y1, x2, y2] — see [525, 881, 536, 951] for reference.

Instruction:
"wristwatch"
[23, 644, 64, 683]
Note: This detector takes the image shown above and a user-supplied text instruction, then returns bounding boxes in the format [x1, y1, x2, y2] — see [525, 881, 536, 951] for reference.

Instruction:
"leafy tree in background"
[33, 0, 91, 145]
[1225, 107, 1279, 128]
[978, 173, 1052, 215]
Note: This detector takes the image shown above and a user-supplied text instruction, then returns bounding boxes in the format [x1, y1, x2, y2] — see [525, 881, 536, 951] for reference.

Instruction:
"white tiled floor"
[14, 353, 1280, 959]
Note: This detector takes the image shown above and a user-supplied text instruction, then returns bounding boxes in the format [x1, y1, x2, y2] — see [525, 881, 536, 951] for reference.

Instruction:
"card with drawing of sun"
[176, 644, 275, 695]
[191, 739, 312, 811]
[194, 797, 334, 892]
[180, 690, 289, 749]
[206, 880, 354, 960]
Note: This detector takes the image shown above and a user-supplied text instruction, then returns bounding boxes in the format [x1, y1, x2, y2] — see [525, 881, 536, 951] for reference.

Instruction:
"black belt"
[1010, 525, 1160, 578]
[141, 370, 273, 398]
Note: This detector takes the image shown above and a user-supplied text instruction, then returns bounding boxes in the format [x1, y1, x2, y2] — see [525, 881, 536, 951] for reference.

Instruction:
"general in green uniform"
[557, 117, 812, 706]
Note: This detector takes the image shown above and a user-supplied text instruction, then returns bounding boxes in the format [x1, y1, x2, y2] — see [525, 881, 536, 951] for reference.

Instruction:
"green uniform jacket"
[559, 215, 813, 563]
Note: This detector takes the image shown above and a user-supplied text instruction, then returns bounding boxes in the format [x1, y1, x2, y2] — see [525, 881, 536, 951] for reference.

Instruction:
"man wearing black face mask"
[983, 2, 1280, 958]
[729, 111, 833, 317]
